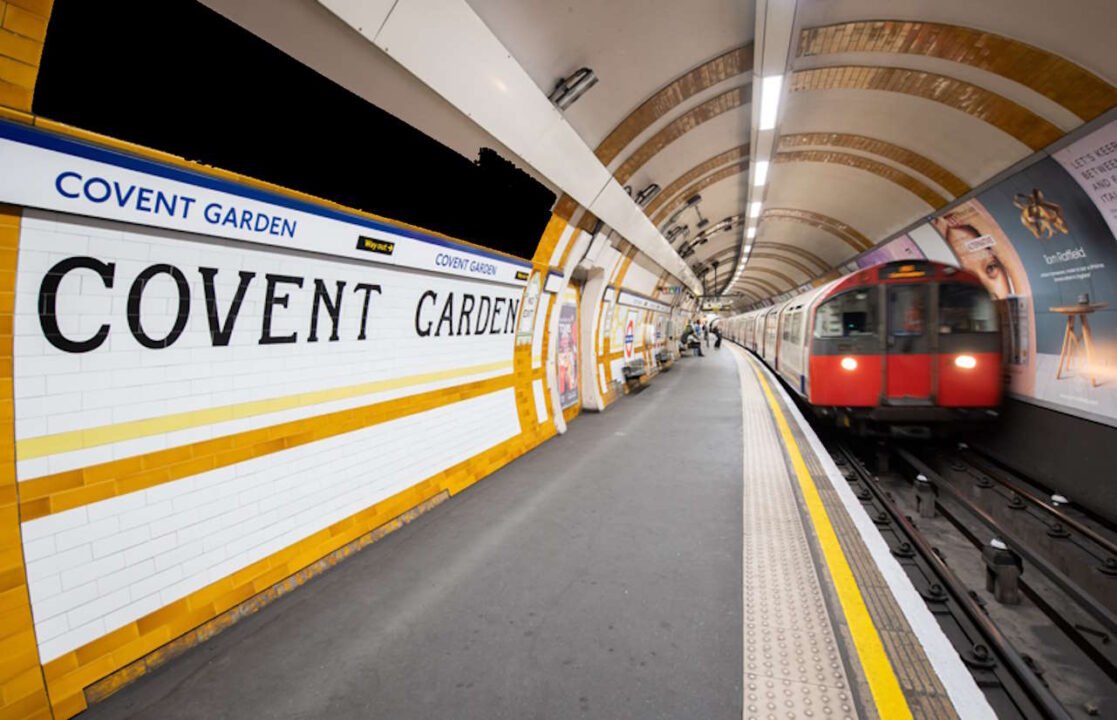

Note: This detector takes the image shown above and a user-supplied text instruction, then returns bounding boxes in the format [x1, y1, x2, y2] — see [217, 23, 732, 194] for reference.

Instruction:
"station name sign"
[37, 255, 520, 354]
[616, 289, 670, 314]
[0, 120, 529, 287]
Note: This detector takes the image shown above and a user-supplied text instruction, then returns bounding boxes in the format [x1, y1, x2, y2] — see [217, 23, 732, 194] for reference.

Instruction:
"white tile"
[127, 566, 183, 602]
[91, 526, 151, 559]
[66, 587, 131, 629]
[26, 574, 62, 605]
[96, 559, 155, 596]
[60, 553, 124, 592]
[39, 618, 105, 662]
[55, 516, 120, 552]
[102, 593, 164, 635]
[21, 535, 56, 563]
[30, 580, 98, 623]
[32, 613, 70, 643]
[25, 544, 92, 581]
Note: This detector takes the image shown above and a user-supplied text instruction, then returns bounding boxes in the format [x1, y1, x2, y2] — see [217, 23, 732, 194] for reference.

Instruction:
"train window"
[939, 284, 998, 333]
[889, 286, 926, 336]
[790, 308, 803, 345]
[814, 291, 877, 338]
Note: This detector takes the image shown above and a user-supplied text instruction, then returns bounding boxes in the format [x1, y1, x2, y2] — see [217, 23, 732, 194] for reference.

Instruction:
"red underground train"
[722, 260, 1004, 436]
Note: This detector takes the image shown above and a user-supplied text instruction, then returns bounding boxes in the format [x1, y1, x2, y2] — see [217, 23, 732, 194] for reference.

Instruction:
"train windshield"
[814, 290, 878, 338]
[939, 284, 998, 333]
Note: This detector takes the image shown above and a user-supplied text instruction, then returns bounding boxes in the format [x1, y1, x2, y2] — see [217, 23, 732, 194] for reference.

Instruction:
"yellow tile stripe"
[0, 205, 53, 719]
[19, 373, 515, 521]
[17, 360, 512, 461]
[530, 214, 568, 266]
[748, 355, 913, 720]
[41, 427, 538, 718]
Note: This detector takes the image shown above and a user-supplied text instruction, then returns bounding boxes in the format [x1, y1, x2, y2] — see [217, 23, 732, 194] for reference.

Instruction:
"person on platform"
[692, 320, 705, 357]
[679, 322, 693, 355]
[713, 324, 722, 349]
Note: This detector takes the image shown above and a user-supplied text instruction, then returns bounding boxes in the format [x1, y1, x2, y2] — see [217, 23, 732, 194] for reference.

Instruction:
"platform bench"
[622, 359, 647, 386]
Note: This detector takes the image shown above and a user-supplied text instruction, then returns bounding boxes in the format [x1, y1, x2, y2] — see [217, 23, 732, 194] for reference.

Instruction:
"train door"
[884, 284, 933, 402]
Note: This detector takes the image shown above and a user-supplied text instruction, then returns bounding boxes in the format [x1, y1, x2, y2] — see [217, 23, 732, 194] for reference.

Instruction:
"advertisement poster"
[932, 199, 1037, 396]
[933, 144, 1117, 425]
[557, 292, 580, 409]
[515, 272, 542, 345]
[1054, 120, 1117, 240]
[856, 234, 925, 269]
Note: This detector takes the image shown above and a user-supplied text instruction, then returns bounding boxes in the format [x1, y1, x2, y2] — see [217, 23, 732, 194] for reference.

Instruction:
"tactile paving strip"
[737, 355, 860, 720]
[786, 398, 961, 720]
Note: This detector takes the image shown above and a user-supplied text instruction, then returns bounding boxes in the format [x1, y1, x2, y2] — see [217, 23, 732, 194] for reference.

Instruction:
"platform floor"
[83, 349, 746, 719]
[79, 346, 987, 719]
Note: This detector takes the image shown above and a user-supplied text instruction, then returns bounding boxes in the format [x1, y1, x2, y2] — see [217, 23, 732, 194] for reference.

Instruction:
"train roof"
[729, 259, 986, 320]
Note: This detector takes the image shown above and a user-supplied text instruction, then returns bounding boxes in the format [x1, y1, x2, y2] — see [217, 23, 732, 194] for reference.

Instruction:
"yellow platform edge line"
[749, 356, 914, 720]
[17, 359, 513, 460]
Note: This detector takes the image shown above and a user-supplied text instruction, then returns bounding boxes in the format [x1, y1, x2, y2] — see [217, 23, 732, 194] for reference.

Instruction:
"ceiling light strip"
[724, 0, 797, 296]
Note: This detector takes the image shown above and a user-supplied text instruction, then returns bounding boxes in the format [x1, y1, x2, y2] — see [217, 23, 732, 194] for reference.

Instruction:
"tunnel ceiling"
[205, 0, 1117, 303]
[466, 0, 755, 295]
[472, 0, 1117, 301]
[731, 0, 1117, 303]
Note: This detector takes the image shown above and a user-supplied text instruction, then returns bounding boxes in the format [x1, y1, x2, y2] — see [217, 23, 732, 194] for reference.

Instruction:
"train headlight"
[955, 354, 977, 369]
[840, 356, 858, 371]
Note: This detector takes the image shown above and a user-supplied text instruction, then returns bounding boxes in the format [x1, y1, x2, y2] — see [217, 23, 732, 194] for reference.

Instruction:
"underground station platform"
[71, 347, 990, 720]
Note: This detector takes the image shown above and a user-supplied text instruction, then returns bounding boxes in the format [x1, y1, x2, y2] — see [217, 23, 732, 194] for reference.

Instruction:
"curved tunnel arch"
[738, 276, 782, 298]
[798, 20, 1117, 122]
[653, 161, 749, 225]
[596, 45, 753, 165]
[745, 266, 798, 290]
[645, 144, 750, 218]
[789, 65, 1062, 151]
[613, 86, 751, 185]
[747, 252, 817, 279]
[760, 208, 873, 253]
[736, 287, 763, 303]
[772, 149, 948, 208]
[556, 44, 753, 220]
[777, 132, 970, 198]
[752, 242, 832, 274]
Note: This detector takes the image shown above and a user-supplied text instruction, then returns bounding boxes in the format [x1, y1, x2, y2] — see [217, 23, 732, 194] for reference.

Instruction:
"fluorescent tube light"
[759, 75, 783, 130]
[749, 201, 762, 218]
[754, 160, 769, 186]
[746, 226, 757, 238]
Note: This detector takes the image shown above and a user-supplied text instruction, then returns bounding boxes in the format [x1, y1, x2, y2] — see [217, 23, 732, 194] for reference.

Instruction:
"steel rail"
[839, 444, 1072, 720]
[959, 449, 1117, 560]
[898, 447, 1117, 642]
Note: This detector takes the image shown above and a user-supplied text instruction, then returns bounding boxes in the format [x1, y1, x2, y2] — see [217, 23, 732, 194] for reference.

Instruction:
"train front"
[809, 261, 1003, 437]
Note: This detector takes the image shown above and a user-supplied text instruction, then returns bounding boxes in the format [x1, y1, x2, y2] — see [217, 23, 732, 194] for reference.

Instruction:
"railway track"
[828, 440, 1071, 719]
[894, 445, 1117, 687]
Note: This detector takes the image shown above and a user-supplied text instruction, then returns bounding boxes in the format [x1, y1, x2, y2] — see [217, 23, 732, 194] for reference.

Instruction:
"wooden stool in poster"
[1050, 303, 1107, 387]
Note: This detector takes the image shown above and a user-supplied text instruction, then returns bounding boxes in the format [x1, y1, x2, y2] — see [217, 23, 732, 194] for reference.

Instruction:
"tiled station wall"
[0, 7, 685, 714]
[3, 201, 563, 718]
[0, 5, 56, 706]
[0, 143, 686, 720]
[591, 245, 678, 406]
